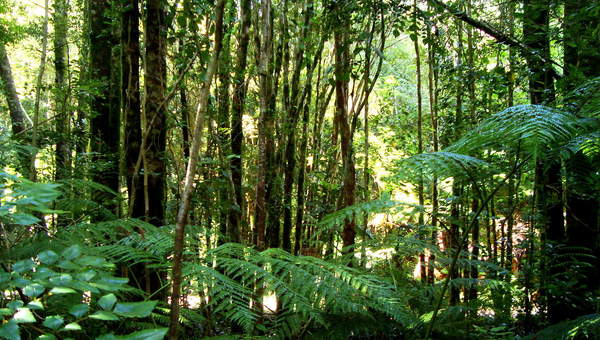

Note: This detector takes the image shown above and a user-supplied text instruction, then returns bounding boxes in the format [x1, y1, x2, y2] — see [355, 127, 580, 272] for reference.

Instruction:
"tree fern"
[449, 104, 580, 156]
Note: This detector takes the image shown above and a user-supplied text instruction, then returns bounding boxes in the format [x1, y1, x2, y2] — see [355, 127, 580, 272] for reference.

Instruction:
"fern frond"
[394, 151, 491, 183]
[450, 104, 580, 155]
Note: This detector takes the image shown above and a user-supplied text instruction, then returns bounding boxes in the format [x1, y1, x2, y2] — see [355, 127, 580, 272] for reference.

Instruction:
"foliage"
[0, 244, 165, 340]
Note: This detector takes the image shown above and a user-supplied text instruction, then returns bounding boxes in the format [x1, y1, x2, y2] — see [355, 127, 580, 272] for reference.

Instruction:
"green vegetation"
[0, 0, 598, 339]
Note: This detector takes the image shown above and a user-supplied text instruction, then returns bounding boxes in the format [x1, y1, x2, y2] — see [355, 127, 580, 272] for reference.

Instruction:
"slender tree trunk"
[168, 0, 226, 337]
[426, 18, 439, 284]
[334, 0, 357, 254]
[122, 0, 144, 219]
[282, 0, 313, 252]
[53, 0, 71, 183]
[28, 0, 50, 182]
[229, 0, 251, 244]
[294, 86, 311, 255]
[469, 198, 479, 301]
[217, 29, 232, 243]
[413, 0, 427, 284]
[255, 0, 274, 250]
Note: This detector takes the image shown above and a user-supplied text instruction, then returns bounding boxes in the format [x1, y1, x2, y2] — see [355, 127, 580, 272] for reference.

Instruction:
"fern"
[393, 151, 491, 184]
[450, 104, 580, 156]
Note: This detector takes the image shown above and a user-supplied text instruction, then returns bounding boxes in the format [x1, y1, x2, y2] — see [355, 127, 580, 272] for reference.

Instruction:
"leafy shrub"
[0, 245, 166, 340]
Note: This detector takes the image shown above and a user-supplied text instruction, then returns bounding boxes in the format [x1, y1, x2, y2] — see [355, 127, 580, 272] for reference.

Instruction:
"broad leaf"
[98, 294, 117, 311]
[42, 315, 64, 330]
[113, 301, 157, 318]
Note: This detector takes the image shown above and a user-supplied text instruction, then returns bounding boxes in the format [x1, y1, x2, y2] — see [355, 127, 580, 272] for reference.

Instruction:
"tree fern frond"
[450, 104, 580, 155]
[393, 151, 491, 183]
[563, 76, 600, 117]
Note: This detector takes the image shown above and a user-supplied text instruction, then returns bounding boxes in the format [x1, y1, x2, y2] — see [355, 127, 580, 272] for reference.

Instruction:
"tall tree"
[229, 0, 251, 243]
[144, 0, 167, 226]
[332, 0, 356, 253]
[562, 0, 599, 320]
[122, 0, 143, 219]
[168, 0, 226, 336]
[523, 0, 562, 323]
[0, 43, 32, 175]
[53, 0, 70, 192]
[89, 0, 120, 218]
[255, 0, 275, 250]
[282, 0, 313, 252]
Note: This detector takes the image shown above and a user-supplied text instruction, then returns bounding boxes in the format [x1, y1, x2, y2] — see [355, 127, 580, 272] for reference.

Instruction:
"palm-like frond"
[450, 104, 580, 155]
[393, 151, 491, 183]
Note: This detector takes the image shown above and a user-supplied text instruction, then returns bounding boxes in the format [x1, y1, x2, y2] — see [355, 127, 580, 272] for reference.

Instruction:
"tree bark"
[282, 0, 313, 252]
[53, 0, 70, 183]
[563, 0, 600, 320]
[255, 0, 274, 250]
[89, 0, 120, 219]
[229, 0, 251, 244]
[144, 0, 167, 226]
[122, 0, 144, 219]
[333, 0, 356, 254]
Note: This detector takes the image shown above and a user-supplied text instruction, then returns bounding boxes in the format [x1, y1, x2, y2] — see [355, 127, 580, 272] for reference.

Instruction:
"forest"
[0, 0, 598, 338]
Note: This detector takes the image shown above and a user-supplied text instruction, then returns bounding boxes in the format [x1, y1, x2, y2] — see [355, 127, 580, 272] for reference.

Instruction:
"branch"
[429, 0, 563, 78]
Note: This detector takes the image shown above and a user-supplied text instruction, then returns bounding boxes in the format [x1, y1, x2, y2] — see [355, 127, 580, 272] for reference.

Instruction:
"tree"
[89, 0, 120, 218]
[144, 0, 167, 226]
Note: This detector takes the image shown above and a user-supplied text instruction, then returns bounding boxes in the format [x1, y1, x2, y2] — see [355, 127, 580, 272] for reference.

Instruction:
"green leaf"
[26, 301, 44, 310]
[49, 274, 73, 286]
[42, 315, 64, 330]
[32, 267, 55, 280]
[62, 323, 82, 331]
[98, 276, 128, 285]
[49, 287, 76, 294]
[0, 308, 13, 316]
[113, 301, 157, 318]
[76, 270, 97, 281]
[36, 335, 57, 340]
[96, 334, 118, 340]
[7, 301, 23, 311]
[13, 308, 35, 323]
[23, 284, 45, 298]
[98, 294, 117, 311]
[0, 320, 20, 340]
[76, 256, 107, 268]
[90, 311, 119, 321]
[68, 304, 89, 318]
[37, 251, 59, 265]
[11, 213, 40, 225]
[13, 260, 35, 273]
[61, 245, 82, 261]
[57, 260, 79, 270]
[118, 328, 168, 340]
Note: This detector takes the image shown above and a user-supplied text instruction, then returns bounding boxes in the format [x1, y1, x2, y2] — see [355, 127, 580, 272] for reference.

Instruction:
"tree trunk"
[229, 0, 251, 244]
[333, 0, 356, 254]
[144, 0, 167, 226]
[168, 0, 226, 337]
[217, 29, 232, 244]
[89, 0, 120, 219]
[523, 0, 563, 323]
[413, 0, 427, 284]
[563, 0, 600, 319]
[255, 0, 274, 250]
[123, 0, 144, 219]
[53, 0, 70, 183]
[282, 0, 313, 252]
